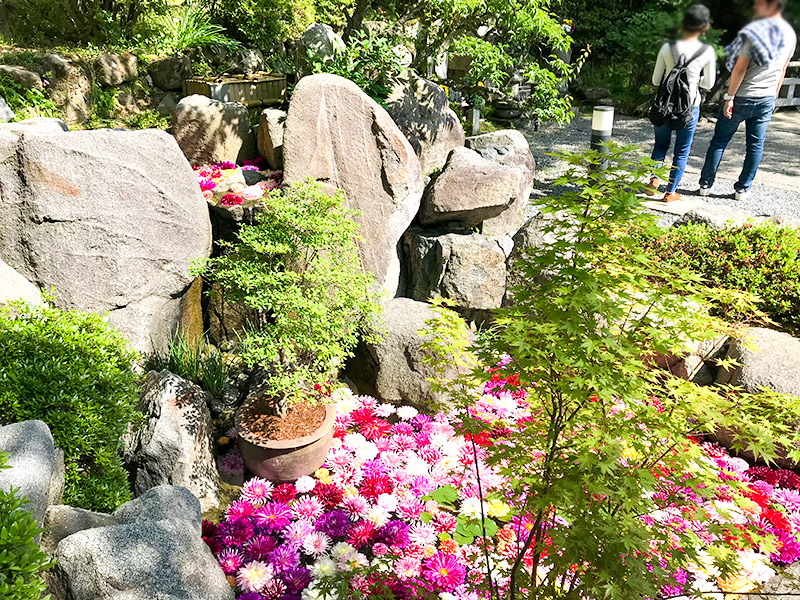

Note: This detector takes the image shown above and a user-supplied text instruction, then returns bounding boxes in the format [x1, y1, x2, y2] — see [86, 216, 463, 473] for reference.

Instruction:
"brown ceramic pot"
[235, 402, 335, 482]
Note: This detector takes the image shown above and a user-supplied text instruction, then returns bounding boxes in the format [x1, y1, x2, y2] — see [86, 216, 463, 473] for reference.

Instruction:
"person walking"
[646, 4, 717, 202]
[698, 0, 797, 201]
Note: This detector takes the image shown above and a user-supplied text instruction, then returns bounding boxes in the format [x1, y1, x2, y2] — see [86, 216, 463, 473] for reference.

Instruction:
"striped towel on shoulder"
[724, 17, 788, 72]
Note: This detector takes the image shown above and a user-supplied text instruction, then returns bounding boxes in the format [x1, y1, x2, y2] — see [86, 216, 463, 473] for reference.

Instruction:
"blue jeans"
[699, 96, 775, 192]
[651, 105, 700, 193]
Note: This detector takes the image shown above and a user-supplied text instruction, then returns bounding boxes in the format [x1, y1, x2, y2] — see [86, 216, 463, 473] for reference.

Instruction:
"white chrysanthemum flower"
[366, 505, 391, 528]
[330, 541, 355, 559]
[377, 493, 398, 513]
[375, 403, 395, 417]
[343, 433, 368, 451]
[295, 475, 316, 494]
[311, 557, 337, 578]
[396, 406, 419, 420]
[302, 532, 331, 557]
[405, 455, 430, 477]
[338, 549, 369, 571]
[354, 443, 379, 462]
[460, 497, 487, 519]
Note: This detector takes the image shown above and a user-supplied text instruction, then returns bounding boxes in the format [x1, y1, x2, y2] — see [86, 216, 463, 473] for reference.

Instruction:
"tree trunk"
[344, 0, 371, 41]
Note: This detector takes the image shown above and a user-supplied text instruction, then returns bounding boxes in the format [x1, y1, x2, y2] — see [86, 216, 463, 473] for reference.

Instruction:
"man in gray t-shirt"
[699, 0, 797, 201]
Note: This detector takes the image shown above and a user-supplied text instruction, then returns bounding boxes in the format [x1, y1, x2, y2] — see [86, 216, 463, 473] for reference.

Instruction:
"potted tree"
[194, 180, 380, 481]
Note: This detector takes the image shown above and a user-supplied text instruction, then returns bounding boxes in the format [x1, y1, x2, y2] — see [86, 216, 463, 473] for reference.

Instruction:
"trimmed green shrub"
[0, 302, 140, 512]
[0, 453, 53, 600]
[641, 222, 800, 334]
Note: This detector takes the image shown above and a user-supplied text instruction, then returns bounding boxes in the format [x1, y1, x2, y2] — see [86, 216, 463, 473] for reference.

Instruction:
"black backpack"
[649, 42, 709, 130]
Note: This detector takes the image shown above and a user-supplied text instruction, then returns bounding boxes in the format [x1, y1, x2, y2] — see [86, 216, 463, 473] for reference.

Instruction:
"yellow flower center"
[439, 568, 449, 577]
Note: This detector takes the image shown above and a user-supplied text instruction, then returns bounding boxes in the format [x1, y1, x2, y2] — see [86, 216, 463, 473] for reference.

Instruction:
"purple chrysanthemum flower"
[771, 528, 800, 563]
[282, 565, 312, 592]
[411, 414, 434, 429]
[237, 593, 262, 600]
[198, 177, 216, 191]
[268, 545, 300, 573]
[375, 520, 411, 548]
[245, 533, 278, 561]
[216, 547, 243, 575]
[315, 509, 351, 538]
[253, 502, 292, 532]
[361, 459, 387, 476]
[283, 520, 313, 546]
[219, 517, 253, 546]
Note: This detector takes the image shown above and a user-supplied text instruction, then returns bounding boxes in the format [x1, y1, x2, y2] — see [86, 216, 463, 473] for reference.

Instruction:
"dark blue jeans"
[700, 96, 775, 192]
[651, 105, 700, 193]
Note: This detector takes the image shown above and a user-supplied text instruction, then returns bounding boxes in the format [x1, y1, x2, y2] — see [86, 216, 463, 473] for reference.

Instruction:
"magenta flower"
[771, 528, 800, 563]
[315, 509, 351, 538]
[219, 517, 253, 545]
[253, 502, 292, 532]
[375, 520, 410, 548]
[224, 500, 254, 520]
[272, 483, 297, 504]
[220, 193, 244, 207]
[282, 565, 312, 592]
[213, 161, 236, 170]
[292, 496, 324, 521]
[268, 545, 300, 573]
[241, 478, 273, 505]
[197, 177, 216, 191]
[245, 533, 277, 561]
[283, 520, 314, 546]
[423, 552, 466, 591]
[216, 547, 243, 575]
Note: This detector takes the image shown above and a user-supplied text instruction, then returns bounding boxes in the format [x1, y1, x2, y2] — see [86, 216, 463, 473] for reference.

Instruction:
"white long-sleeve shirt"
[652, 40, 717, 106]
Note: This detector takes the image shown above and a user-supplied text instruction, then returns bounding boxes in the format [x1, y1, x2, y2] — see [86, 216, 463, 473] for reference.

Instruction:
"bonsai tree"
[194, 179, 380, 416]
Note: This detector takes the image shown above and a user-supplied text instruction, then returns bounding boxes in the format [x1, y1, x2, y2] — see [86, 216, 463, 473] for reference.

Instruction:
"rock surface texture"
[41, 505, 118, 554]
[0, 257, 43, 306]
[92, 53, 138, 87]
[283, 73, 424, 297]
[42, 54, 92, 125]
[419, 147, 523, 229]
[0, 127, 211, 354]
[172, 94, 257, 166]
[386, 74, 465, 174]
[148, 55, 192, 91]
[122, 371, 219, 512]
[716, 327, 800, 396]
[0, 64, 43, 90]
[295, 23, 345, 70]
[257, 107, 286, 169]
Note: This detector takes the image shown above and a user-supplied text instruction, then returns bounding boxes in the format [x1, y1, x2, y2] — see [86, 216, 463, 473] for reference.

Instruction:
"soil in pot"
[238, 395, 326, 443]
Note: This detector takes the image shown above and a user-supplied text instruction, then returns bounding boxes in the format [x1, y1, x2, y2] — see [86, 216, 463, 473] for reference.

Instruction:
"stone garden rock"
[122, 371, 219, 512]
[0, 420, 63, 535]
[386, 74, 465, 174]
[42, 54, 92, 125]
[157, 91, 179, 116]
[0, 64, 43, 90]
[295, 22, 345, 70]
[0, 257, 43, 306]
[345, 298, 474, 410]
[716, 327, 800, 396]
[284, 73, 425, 297]
[257, 107, 286, 169]
[0, 116, 69, 133]
[404, 228, 507, 311]
[419, 147, 523, 229]
[51, 518, 233, 600]
[114, 485, 201, 533]
[466, 130, 535, 238]
[93, 53, 138, 87]
[172, 94, 257, 166]
[235, 48, 267, 74]
[674, 204, 756, 230]
[0, 128, 211, 354]
[41, 505, 118, 554]
[0, 96, 13, 122]
[148, 55, 192, 91]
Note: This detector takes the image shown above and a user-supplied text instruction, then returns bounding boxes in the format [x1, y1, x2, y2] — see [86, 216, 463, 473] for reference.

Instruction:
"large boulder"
[114, 485, 201, 532]
[257, 107, 286, 169]
[346, 298, 474, 410]
[295, 23, 345, 71]
[716, 327, 800, 396]
[172, 94, 257, 166]
[92, 53, 138, 87]
[0, 96, 14, 122]
[51, 518, 232, 600]
[41, 505, 118, 554]
[122, 371, 219, 512]
[42, 54, 92, 125]
[283, 73, 424, 297]
[386, 74, 465, 174]
[0, 257, 43, 306]
[148, 55, 192, 91]
[0, 420, 64, 535]
[0, 64, 43, 90]
[419, 146, 523, 229]
[0, 128, 211, 354]
[0, 116, 69, 134]
[674, 204, 756, 230]
[466, 130, 535, 238]
[404, 228, 507, 311]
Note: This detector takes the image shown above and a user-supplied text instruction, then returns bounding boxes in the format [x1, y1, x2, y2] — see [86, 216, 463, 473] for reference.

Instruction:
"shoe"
[643, 177, 660, 197]
[662, 192, 681, 203]
[698, 185, 711, 197]
[734, 188, 751, 201]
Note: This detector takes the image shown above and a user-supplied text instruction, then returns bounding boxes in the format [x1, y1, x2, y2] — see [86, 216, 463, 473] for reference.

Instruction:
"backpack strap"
[686, 43, 710, 66]
[670, 41, 680, 65]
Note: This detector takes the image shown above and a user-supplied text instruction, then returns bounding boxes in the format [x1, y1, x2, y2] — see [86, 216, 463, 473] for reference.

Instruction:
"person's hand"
[723, 98, 734, 119]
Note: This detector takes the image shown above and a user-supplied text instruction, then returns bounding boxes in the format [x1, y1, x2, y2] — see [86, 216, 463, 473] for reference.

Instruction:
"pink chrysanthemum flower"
[225, 500, 255, 520]
[253, 502, 292, 532]
[301, 531, 331, 556]
[219, 451, 245, 476]
[197, 177, 217, 192]
[774, 488, 800, 513]
[245, 534, 278, 561]
[220, 193, 244, 207]
[409, 522, 437, 546]
[284, 520, 313, 546]
[343, 495, 369, 519]
[390, 434, 417, 452]
[236, 560, 274, 593]
[394, 556, 422, 579]
[241, 478, 273, 506]
[423, 552, 466, 590]
[217, 548, 243, 575]
[261, 578, 286, 598]
[397, 499, 424, 520]
[295, 475, 316, 494]
[292, 496, 324, 521]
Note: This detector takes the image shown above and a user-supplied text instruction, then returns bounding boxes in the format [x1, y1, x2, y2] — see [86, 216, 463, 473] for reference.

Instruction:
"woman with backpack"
[645, 4, 717, 202]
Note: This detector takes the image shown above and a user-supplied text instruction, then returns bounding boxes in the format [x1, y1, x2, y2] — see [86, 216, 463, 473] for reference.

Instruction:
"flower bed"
[193, 159, 283, 207]
[208, 379, 800, 599]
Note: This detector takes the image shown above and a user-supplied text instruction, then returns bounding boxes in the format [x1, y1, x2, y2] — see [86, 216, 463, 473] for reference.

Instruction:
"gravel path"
[517, 109, 800, 225]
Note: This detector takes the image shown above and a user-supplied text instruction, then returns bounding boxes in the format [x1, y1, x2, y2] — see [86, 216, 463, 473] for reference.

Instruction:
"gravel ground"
[516, 108, 800, 225]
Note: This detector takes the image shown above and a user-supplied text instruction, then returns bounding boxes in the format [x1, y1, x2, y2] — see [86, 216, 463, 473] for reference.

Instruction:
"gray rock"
[148, 55, 192, 91]
[466, 130, 535, 238]
[235, 48, 266, 74]
[752, 561, 800, 598]
[386, 74, 465, 174]
[114, 485, 201, 533]
[716, 327, 800, 396]
[42, 54, 92, 125]
[674, 204, 756, 230]
[156, 91, 179, 116]
[0, 420, 62, 535]
[93, 53, 138, 87]
[172, 94, 257, 166]
[0, 257, 43, 306]
[346, 298, 474, 410]
[52, 518, 233, 600]
[122, 371, 219, 512]
[767, 214, 800, 229]
[284, 73, 424, 297]
[510, 210, 576, 261]
[419, 147, 523, 229]
[0, 64, 43, 90]
[257, 107, 285, 170]
[0, 96, 15, 122]
[405, 228, 507, 311]
[295, 23, 345, 70]
[0, 116, 69, 133]
[42, 505, 118, 554]
[0, 128, 211, 354]
[583, 87, 611, 102]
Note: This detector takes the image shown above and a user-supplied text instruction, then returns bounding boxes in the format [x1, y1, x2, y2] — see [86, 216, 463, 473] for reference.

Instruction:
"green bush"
[0, 453, 53, 600]
[204, 0, 315, 52]
[641, 222, 800, 334]
[0, 302, 140, 512]
[144, 332, 230, 398]
[141, 2, 241, 56]
[0, 75, 61, 122]
[193, 180, 380, 412]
